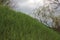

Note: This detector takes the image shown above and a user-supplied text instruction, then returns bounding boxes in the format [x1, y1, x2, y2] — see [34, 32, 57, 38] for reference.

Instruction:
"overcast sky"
[10, 0, 44, 14]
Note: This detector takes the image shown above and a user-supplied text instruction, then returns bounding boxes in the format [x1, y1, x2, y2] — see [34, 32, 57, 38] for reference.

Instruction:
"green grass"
[0, 5, 60, 40]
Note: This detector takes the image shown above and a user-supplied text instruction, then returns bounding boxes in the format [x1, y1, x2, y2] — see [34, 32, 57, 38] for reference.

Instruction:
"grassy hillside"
[0, 5, 60, 40]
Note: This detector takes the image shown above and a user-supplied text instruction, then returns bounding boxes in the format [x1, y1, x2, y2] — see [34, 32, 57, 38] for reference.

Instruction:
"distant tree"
[33, 0, 60, 29]
[52, 16, 60, 28]
[0, 0, 9, 5]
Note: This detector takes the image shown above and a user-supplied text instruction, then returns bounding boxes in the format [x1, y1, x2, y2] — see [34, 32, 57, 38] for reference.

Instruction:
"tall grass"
[0, 6, 60, 40]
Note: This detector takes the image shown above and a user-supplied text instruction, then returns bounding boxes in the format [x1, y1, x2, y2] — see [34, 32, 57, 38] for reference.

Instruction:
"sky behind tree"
[10, 0, 44, 14]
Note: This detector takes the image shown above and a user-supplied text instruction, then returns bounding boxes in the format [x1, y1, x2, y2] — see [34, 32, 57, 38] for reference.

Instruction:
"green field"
[0, 5, 60, 40]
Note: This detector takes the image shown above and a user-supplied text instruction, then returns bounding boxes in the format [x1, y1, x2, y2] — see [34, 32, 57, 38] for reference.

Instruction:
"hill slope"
[0, 6, 60, 40]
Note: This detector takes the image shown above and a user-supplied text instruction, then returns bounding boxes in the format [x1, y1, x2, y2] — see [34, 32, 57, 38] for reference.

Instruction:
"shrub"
[0, 0, 9, 5]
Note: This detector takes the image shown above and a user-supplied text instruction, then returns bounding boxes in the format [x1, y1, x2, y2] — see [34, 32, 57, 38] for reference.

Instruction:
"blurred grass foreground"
[0, 1, 60, 40]
[0, 6, 60, 40]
